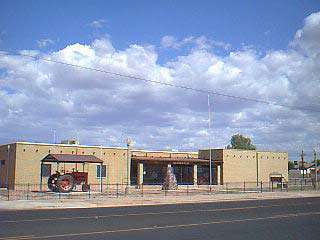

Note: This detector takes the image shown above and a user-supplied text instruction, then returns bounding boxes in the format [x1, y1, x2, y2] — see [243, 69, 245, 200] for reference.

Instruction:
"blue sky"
[1, 1, 319, 54]
[0, 1, 320, 160]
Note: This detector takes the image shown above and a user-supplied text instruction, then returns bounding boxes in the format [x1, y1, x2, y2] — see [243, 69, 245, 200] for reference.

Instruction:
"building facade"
[0, 142, 288, 190]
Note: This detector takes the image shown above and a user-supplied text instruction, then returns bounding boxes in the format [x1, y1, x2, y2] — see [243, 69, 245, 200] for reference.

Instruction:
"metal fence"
[0, 179, 318, 201]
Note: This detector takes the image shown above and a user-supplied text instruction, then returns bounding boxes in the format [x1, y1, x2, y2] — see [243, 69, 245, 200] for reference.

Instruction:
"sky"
[0, 0, 320, 160]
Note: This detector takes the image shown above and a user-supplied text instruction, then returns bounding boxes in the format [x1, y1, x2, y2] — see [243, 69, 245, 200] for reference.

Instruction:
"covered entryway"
[130, 155, 222, 186]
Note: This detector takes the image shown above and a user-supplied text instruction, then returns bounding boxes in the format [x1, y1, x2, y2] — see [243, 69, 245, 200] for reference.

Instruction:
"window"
[96, 165, 106, 178]
[0, 160, 5, 166]
[41, 164, 51, 177]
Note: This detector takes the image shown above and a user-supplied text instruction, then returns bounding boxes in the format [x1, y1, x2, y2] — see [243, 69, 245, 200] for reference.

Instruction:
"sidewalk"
[1, 191, 320, 211]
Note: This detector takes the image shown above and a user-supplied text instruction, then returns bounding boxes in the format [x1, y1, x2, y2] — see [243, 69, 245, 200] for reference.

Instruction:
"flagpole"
[208, 94, 212, 186]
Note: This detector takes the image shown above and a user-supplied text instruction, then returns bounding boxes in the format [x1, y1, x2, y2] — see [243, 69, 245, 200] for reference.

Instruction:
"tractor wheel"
[82, 184, 90, 192]
[48, 174, 59, 192]
[57, 174, 75, 193]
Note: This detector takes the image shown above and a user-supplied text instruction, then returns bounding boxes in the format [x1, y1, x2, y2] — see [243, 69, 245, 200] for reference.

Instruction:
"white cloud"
[88, 19, 107, 29]
[37, 38, 55, 48]
[161, 35, 178, 48]
[161, 35, 231, 51]
[291, 11, 320, 57]
[0, 12, 320, 160]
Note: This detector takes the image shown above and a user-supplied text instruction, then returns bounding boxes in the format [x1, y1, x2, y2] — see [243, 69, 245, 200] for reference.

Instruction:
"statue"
[162, 165, 178, 190]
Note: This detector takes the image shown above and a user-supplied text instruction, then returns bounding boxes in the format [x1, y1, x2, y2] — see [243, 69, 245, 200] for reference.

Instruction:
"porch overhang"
[131, 156, 222, 165]
[41, 154, 103, 164]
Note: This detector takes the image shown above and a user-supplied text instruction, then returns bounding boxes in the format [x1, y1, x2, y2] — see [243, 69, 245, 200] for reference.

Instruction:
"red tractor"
[48, 171, 90, 193]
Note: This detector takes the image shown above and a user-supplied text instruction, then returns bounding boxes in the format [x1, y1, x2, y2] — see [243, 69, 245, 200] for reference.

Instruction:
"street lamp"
[208, 94, 212, 187]
[125, 138, 131, 194]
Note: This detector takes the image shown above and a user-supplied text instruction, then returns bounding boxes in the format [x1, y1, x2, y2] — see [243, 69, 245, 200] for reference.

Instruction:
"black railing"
[0, 179, 318, 201]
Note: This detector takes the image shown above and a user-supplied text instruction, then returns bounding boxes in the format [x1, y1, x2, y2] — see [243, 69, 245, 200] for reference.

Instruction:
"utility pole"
[125, 138, 131, 194]
[53, 130, 56, 144]
[301, 150, 305, 179]
[314, 149, 318, 190]
[208, 94, 212, 186]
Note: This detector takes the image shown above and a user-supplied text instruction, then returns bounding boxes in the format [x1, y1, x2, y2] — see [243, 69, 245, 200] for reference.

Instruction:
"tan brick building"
[0, 142, 288, 190]
[198, 149, 288, 184]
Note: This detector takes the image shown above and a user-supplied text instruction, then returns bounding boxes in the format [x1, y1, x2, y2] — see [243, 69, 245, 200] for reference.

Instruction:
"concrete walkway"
[0, 191, 319, 211]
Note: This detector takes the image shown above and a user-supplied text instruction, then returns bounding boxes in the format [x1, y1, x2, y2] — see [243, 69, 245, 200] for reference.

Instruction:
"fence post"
[243, 181, 246, 193]
[141, 184, 144, 197]
[260, 181, 263, 193]
[271, 181, 274, 192]
[226, 183, 228, 194]
[27, 183, 30, 200]
[116, 183, 119, 198]
[300, 179, 303, 191]
[187, 185, 189, 196]
[7, 188, 10, 201]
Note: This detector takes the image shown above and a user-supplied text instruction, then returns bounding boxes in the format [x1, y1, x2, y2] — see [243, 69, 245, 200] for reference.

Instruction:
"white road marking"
[0, 235, 35, 240]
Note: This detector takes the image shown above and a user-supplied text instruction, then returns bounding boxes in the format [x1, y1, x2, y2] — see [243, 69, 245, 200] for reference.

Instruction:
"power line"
[0, 50, 319, 113]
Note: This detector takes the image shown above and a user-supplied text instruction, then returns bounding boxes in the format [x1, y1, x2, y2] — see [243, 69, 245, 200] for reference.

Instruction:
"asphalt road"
[1, 197, 320, 240]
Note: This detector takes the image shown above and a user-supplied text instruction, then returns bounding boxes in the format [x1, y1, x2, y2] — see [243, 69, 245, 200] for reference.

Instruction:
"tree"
[311, 159, 320, 165]
[288, 161, 295, 170]
[227, 134, 256, 150]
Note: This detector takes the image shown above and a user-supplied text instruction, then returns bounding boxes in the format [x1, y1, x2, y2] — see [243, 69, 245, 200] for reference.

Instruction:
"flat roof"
[0, 142, 287, 154]
[1, 142, 199, 154]
[200, 148, 287, 154]
[4, 141, 127, 150]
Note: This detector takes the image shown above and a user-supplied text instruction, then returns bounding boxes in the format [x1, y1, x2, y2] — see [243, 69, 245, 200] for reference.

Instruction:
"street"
[1, 197, 320, 240]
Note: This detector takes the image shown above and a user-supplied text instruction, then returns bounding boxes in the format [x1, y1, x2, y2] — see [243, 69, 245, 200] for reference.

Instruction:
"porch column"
[137, 162, 144, 186]
[193, 164, 198, 185]
[100, 163, 103, 193]
[217, 165, 221, 185]
[39, 162, 43, 192]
